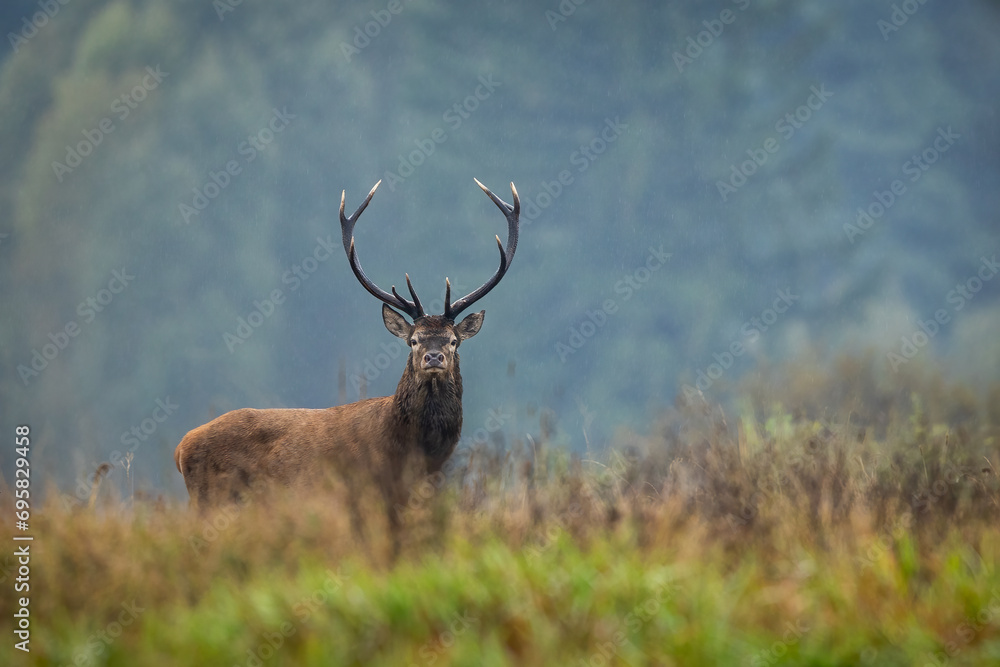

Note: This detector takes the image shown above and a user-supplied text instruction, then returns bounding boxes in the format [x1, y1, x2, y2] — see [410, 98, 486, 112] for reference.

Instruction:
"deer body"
[176, 311, 481, 507]
[175, 180, 518, 515]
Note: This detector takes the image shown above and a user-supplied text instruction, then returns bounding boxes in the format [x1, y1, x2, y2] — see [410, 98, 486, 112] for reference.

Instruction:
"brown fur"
[174, 309, 483, 513]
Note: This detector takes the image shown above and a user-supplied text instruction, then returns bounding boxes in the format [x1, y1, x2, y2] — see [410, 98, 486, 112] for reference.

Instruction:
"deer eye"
[409, 338, 417, 346]
[451, 339, 458, 347]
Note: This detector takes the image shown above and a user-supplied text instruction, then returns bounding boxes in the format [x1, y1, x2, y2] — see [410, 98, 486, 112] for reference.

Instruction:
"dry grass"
[2, 352, 1000, 665]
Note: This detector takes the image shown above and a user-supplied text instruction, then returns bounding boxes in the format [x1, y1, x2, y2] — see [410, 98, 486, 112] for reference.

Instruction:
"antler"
[340, 180, 426, 320]
[444, 179, 520, 320]
[340, 178, 519, 322]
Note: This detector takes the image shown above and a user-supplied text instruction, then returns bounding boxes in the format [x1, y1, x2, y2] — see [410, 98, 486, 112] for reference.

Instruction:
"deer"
[174, 179, 520, 537]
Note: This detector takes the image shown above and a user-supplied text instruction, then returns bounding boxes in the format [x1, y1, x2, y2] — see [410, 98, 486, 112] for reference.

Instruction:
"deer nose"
[423, 351, 445, 368]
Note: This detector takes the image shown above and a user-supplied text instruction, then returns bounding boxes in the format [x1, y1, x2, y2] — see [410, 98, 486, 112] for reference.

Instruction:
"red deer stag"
[174, 179, 520, 523]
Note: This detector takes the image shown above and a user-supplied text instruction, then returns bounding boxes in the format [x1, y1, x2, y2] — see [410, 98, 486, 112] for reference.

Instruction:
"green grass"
[3, 354, 1000, 665]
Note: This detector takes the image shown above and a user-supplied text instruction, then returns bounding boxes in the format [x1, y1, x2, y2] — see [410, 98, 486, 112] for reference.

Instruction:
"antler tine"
[341, 182, 425, 320]
[444, 180, 520, 320]
[391, 274, 424, 316]
[339, 180, 381, 255]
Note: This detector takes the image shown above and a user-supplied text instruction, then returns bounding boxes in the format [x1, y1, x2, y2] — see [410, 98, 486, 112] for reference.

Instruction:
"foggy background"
[1, 0, 998, 499]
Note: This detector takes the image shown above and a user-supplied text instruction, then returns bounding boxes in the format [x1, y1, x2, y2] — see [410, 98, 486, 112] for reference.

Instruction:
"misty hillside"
[1, 0, 998, 495]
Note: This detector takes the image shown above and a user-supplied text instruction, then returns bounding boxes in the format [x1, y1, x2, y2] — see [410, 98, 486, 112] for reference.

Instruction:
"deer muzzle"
[422, 351, 446, 370]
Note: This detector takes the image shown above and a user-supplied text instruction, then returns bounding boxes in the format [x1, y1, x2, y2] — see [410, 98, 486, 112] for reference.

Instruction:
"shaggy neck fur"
[391, 352, 464, 468]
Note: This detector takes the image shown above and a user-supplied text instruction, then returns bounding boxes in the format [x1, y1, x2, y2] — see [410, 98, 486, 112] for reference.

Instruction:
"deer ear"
[455, 310, 484, 340]
[382, 304, 412, 339]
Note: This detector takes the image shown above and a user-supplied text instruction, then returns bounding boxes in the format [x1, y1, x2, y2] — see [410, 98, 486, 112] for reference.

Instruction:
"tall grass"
[2, 353, 999, 665]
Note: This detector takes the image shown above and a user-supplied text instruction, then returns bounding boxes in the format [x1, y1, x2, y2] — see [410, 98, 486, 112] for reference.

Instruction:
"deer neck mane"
[391, 354, 464, 464]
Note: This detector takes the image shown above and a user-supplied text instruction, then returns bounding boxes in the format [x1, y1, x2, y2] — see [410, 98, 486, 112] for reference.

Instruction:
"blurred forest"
[1, 0, 998, 497]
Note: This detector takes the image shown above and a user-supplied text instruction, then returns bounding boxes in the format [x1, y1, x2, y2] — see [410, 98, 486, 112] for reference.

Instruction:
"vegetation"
[3, 356, 999, 665]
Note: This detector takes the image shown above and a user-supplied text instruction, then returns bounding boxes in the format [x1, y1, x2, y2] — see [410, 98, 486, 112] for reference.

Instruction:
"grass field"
[3, 354, 1000, 666]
